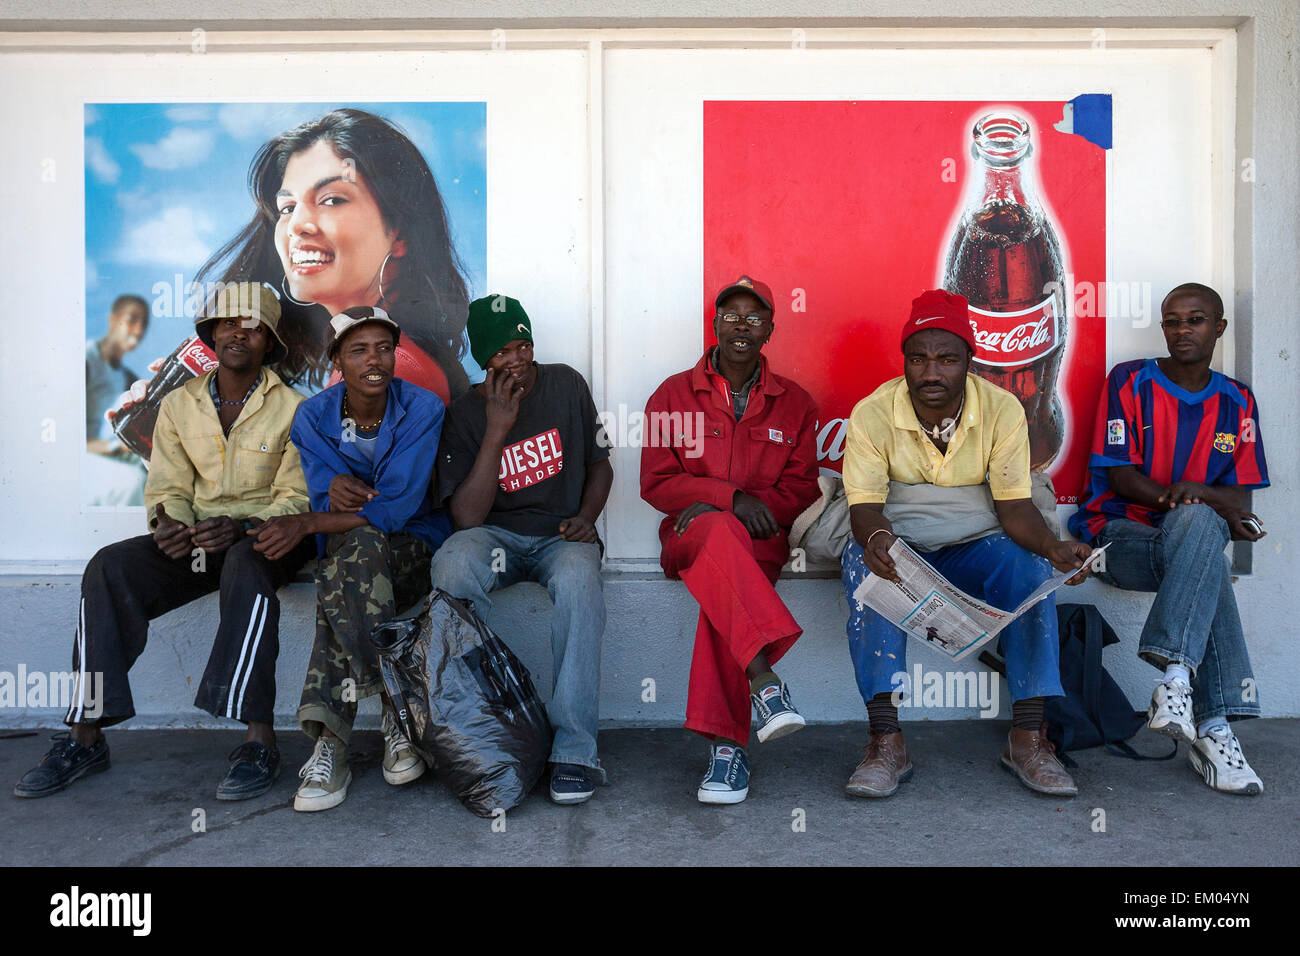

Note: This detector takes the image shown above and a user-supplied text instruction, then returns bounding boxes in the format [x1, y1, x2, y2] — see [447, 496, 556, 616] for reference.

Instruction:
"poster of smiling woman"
[82, 101, 487, 509]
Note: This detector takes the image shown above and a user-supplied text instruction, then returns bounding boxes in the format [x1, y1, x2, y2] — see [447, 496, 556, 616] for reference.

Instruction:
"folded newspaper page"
[851, 538, 1109, 662]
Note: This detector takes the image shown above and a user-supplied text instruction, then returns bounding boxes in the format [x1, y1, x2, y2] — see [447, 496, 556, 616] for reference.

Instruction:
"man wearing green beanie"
[432, 294, 613, 805]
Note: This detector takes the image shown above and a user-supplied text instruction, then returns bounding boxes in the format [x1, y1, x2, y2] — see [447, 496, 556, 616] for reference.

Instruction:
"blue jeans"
[841, 533, 1065, 705]
[429, 526, 606, 781]
[1093, 504, 1258, 723]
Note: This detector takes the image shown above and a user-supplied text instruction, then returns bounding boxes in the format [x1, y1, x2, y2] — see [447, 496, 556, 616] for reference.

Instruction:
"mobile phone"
[1241, 516, 1263, 535]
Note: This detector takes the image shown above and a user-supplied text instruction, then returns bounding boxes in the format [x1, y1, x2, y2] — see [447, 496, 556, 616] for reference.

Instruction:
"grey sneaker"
[1148, 678, 1196, 742]
[294, 736, 351, 812]
[381, 709, 426, 786]
[1189, 726, 1263, 795]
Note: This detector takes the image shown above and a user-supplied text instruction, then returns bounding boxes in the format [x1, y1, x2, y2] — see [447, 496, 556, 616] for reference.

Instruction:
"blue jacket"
[291, 379, 451, 555]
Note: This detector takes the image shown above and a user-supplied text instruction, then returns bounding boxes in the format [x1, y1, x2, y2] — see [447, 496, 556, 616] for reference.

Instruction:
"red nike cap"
[900, 289, 976, 354]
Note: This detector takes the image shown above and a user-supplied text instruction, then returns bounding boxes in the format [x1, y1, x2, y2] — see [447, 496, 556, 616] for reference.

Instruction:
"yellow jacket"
[143, 367, 308, 530]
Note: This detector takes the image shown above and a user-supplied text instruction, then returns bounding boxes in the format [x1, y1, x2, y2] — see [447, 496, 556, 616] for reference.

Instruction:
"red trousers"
[661, 511, 803, 744]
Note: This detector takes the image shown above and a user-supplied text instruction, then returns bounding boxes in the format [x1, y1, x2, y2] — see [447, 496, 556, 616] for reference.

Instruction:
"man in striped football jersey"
[1069, 283, 1269, 795]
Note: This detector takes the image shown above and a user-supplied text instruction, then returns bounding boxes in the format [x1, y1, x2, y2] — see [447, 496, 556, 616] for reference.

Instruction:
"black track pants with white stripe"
[65, 533, 313, 727]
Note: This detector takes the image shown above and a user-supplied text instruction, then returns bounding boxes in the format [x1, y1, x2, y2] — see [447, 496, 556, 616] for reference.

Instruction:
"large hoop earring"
[377, 252, 394, 304]
[280, 275, 315, 307]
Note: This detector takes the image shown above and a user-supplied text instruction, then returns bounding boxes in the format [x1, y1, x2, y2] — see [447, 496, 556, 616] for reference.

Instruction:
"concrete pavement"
[1, 720, 1295, 866]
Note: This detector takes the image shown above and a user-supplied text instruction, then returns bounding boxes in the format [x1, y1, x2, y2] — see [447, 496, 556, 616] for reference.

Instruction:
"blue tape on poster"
[1053, 94, 1112, 149]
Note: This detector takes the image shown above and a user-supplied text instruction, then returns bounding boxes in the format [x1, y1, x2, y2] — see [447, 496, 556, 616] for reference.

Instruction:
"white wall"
[1, 14, 1296, 725]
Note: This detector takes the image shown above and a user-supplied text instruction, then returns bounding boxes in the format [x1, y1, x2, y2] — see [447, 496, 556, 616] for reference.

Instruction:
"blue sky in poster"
[83, 101, 487, 379]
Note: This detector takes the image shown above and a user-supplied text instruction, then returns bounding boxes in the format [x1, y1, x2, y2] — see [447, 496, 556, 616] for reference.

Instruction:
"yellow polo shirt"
[842, 374, 1031, 505]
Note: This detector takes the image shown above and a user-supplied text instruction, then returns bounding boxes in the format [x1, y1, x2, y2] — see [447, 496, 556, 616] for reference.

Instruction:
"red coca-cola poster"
[703, 100, 1107, 504]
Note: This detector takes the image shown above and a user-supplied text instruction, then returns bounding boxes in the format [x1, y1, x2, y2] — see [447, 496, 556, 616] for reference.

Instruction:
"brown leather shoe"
[846, 731, 912, 798]
[1000, 724, 1078, 796]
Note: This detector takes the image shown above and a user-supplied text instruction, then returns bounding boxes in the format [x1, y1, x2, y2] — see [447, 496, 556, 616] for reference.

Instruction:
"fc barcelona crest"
[1213, 432, 1236, 454]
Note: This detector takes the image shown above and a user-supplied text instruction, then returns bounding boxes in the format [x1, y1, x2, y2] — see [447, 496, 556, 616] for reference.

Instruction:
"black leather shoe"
[216, 742, 280, 801]
[13, 732, 110, 798]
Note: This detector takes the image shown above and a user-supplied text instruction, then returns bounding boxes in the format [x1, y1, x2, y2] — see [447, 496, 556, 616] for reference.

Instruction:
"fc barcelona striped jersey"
[1067, 359, 1269, 542]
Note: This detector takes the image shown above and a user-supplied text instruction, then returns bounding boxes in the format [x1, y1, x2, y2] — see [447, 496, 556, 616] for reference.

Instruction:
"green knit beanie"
[466, 294, 534, 369]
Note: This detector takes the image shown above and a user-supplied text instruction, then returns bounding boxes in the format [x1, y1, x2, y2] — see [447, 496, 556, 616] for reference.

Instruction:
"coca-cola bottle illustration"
[112, 336, 219, 459]
[943, 113, 1067, 470]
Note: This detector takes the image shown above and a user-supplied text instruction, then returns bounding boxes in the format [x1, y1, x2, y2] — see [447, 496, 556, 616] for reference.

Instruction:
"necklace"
[342, 391, 382, 432]
[915, 394, 965, 444]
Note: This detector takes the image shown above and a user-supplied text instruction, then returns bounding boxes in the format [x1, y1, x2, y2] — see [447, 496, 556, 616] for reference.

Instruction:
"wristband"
[867, 527, 893, 549]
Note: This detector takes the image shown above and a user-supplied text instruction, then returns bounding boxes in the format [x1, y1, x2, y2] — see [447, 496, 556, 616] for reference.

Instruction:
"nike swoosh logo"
[914, 316, 944, 325]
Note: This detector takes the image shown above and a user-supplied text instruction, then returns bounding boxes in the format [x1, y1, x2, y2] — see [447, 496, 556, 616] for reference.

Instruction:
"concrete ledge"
[5, 570, 1274, 729]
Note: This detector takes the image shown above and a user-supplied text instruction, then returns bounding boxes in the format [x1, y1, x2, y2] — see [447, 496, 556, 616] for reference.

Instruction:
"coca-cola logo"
[967, 294, 1061, 368]
[180, 339, 219, 375]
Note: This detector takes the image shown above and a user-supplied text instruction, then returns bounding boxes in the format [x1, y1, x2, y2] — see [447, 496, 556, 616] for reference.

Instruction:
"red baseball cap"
[900, 289, 976, 354]
[715, 275, 775, 315]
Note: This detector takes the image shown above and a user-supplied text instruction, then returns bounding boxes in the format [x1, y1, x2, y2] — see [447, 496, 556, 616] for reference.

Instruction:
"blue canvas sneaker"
[697, 743, 750, 804]
[549, 763, 595, 804]
[752, 680, 806, 743]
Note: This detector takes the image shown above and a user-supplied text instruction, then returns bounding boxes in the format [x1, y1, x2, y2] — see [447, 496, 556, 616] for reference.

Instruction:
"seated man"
[247, 307, 452, 812]
[840, 290, 1092, 799]
[15, 282, 313, 801]
[430, 294, 612, 805]
[641, 275, 820, 806]
[1069, 282, 1268, 795]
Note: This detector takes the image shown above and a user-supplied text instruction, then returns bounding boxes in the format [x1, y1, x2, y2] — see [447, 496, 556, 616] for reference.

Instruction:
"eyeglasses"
[716, 312, 767, 327]
[1160, 315, 1212, 330]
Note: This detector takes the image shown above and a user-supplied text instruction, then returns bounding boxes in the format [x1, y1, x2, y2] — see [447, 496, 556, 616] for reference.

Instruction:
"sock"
[713, 736, 742, 752]
[1197, 716, 1229, 739]
[749, 670, 780, 694]
[1011, 696, 1045, 731]
[866, 693, 900, 735]
[1163, 663, 1192, 685]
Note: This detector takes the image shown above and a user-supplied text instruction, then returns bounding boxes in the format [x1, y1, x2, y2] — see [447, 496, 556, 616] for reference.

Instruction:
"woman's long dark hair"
[196, 108, 471, 395]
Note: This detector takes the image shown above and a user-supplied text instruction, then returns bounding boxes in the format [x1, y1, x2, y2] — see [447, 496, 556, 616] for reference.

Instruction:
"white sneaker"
[381, 709, 426, 786]
[1148, 679, 1196, 742]
[1188, 726, 1263, 795]
[294, 736, 351, 812]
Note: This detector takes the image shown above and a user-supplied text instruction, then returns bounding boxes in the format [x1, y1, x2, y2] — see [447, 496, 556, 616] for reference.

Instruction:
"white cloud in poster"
[86, 259, 100, 290]
[217, 103, 299, 142]
[85, 137, 120, 184]
[84, 105, 100, 127]
[115, 206, 215, 266]
[129, 127, 214, 170]
[165, 104, 213, 123]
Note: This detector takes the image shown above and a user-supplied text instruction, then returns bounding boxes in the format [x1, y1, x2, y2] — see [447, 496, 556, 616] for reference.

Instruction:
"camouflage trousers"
[297, 526, 432, 744]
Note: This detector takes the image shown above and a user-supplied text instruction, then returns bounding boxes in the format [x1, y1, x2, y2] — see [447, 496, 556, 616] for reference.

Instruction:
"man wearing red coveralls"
[640, 275, 820, 805]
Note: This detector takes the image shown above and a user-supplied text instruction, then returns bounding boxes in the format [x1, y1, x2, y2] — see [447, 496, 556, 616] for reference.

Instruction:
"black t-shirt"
[436, 363, 610, 537]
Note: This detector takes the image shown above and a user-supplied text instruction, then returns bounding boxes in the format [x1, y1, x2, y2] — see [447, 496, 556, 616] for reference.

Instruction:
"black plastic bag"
[371, 589, 553, 816]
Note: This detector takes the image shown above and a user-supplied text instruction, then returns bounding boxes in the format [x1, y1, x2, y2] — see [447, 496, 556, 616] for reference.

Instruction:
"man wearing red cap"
[641, 275, 820, 804]
[838, 289, 1093, 799]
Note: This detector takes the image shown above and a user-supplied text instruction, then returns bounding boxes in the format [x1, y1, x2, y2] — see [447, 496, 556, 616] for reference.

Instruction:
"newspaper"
[851, 538, 1109, 662]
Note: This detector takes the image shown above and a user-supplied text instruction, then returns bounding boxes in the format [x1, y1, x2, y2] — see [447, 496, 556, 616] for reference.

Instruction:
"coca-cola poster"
[703, 100, 1107, 504]
[81, 101, 487, 508]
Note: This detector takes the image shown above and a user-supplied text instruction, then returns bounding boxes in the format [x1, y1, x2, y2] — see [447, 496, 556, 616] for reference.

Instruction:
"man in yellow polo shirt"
[839, 290, 1093, 799]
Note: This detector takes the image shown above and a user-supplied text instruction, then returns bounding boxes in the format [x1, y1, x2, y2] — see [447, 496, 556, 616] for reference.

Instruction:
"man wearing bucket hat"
[255, 306, 453, 812]
[14, 282, 313, 802]
[837, 289, 1093, 800]
[640, 274, 821, 805]
[431, 294, 613, 806]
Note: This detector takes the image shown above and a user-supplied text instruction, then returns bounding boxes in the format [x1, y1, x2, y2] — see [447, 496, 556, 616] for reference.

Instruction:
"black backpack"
[980, 603, 1175, 766]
